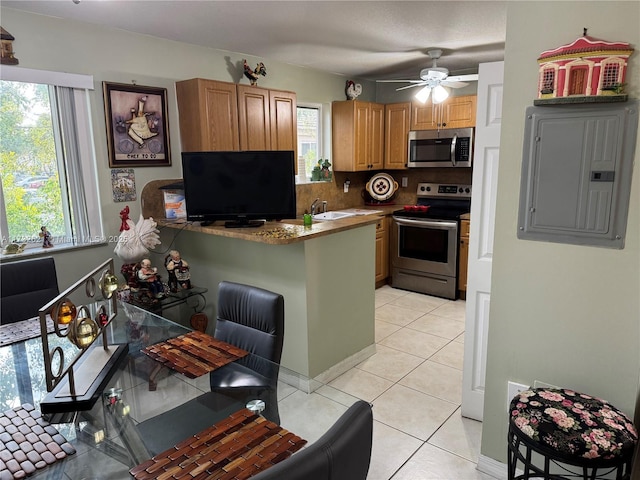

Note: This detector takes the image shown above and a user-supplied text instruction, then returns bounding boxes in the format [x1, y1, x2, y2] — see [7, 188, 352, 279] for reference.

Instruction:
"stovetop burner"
[393, 183, 471, 220]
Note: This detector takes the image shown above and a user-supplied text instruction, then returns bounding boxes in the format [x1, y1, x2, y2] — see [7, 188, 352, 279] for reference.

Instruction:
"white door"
[461, 61, 504, 421]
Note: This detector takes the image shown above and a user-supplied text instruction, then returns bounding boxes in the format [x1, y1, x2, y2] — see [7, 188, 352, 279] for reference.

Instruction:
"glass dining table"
[0, 302, 360, 479]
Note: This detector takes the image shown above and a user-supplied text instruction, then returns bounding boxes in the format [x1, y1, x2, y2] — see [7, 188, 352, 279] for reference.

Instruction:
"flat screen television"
[181, 150, 297, 228]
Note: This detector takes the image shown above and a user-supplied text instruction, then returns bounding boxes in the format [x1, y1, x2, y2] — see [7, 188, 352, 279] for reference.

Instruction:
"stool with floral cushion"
[508, 387, 637, 480]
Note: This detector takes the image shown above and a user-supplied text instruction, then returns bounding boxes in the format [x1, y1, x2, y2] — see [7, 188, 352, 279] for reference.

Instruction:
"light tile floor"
[279, 285, 494, 480]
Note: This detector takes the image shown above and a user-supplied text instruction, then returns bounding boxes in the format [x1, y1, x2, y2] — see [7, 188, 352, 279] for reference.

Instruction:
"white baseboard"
[279, 344, 377, 393]
[314, 344, 377, 385]
[477, 454, 509, 480]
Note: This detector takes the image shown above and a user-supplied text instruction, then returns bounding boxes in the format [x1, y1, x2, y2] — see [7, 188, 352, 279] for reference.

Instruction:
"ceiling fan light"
[433, 85, 449, 103]
[415, 86, 431, 103]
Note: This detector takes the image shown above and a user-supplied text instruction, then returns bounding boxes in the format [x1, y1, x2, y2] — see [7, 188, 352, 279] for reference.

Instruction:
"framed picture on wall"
[103, 82, 171, 167]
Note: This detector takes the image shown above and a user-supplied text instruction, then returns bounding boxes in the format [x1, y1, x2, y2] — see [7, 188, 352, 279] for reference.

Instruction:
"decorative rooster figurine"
[345, 80, 362, 100]
[114, 206, 161, 264]
[243, 59, 267, 85]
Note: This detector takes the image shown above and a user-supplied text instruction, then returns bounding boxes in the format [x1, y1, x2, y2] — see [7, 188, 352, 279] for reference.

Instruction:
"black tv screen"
[181, 150, 297, 228]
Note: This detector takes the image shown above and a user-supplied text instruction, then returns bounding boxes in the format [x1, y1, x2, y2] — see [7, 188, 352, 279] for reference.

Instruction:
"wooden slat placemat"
[141, 331, 249, 378]
[130, 408, 306, 480]
[0, 317, 55, 347]
[0, 403, 76, 478]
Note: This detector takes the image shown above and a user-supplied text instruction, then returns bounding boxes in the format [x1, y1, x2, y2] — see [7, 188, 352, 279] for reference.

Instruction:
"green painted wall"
[481, 1, 640, 464]
[166, 224, 375, 378]
[303, 225, 376, 377]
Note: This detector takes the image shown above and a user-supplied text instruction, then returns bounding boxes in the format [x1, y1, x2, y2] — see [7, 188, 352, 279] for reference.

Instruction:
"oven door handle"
[393, 217, 458, 230]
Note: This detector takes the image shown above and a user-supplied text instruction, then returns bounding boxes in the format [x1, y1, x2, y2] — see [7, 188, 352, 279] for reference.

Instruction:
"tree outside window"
[0, 72, 103, 251]
[0, 81, 64, 244]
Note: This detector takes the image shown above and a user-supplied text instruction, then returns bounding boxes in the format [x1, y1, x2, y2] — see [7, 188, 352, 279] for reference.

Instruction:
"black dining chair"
[1, 257, 59, 325]
[209, 281, 285, 423]
[252, 400, 374, 480]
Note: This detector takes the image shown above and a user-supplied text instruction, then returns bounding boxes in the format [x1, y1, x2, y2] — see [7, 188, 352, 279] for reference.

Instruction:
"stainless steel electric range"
[390, 183, 471, 300]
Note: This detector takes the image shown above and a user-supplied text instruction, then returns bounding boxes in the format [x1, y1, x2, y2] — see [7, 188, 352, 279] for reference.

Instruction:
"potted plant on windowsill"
[311, 159, 332, 182]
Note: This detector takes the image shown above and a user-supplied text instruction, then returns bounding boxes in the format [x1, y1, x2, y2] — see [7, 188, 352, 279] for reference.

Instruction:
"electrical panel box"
[518, 101, 638, 248]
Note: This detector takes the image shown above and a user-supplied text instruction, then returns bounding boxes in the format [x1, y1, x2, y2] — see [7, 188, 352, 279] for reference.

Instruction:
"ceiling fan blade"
[445, 74, 479, 82]
[377, 79, 424, 83]
[440, 80, 469, 89]
[396, 82, 427, 91]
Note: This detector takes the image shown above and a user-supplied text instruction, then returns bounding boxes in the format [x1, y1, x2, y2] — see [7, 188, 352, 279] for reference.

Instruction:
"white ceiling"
[2, 0, 507, 82]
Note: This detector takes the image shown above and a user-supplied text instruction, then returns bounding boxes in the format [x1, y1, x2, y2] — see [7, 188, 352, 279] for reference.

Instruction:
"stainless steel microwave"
[408, 128, 473, 168]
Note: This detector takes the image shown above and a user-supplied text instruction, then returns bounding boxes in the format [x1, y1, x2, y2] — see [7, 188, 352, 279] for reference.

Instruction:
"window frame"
[296, 102, 325, 184]
[0, 66, 104, 256]
[600, 60, 623, 90]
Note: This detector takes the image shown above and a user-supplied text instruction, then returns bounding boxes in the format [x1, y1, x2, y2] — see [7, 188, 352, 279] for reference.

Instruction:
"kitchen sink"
[312, 211, 356, 221]
[335, 208, 383, 216]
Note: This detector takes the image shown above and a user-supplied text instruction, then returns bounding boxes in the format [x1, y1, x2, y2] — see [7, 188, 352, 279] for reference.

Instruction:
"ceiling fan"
[380, 49, 479, 103]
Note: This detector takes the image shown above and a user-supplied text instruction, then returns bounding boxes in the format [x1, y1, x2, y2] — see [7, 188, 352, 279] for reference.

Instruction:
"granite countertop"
[143, 179, 394, 245]
[157, 215, 379, 245]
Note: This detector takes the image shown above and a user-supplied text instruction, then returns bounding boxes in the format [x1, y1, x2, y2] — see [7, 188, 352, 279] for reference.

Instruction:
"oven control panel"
[417, 183, 471, 198]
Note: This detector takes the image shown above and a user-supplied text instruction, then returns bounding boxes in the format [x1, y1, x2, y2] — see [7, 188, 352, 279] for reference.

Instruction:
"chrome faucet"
[310, 198, 320, 215]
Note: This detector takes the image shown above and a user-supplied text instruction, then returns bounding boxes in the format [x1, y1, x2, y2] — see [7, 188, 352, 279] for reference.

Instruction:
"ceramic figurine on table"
[165, 250, 191, 292]
[39, 226, 53, 248]
[137, 258, 165, 298]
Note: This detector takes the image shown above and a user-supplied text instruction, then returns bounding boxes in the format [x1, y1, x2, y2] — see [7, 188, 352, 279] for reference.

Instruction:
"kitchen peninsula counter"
[141, 180, 376, 382]
[157, 214, 380, 245]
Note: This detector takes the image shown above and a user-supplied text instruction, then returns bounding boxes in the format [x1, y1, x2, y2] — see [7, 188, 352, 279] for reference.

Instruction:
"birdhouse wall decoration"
[1, 27, 19, 65]
[534, 28, 634, 105]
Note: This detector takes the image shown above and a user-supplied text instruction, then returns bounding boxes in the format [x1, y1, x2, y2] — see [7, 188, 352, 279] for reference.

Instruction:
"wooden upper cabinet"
[384, 102, 410, 169]
[370, 103, 385, 170]
[444, 95, 476, 129]
[353, 101, 370, 170]
[411, 95, 477, 130]
[410, 98, 437, 130]
[236, 85, 297, 159]
[237, 85, 271, 151]
[176, 79, 297, 161]
[175, 78, 239, 151]
[269, 90, 297, 159]
[332, 100, 384, 172]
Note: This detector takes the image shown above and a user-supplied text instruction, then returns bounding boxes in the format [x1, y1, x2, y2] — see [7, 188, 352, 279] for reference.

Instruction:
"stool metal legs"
[508, 425, 631, 480]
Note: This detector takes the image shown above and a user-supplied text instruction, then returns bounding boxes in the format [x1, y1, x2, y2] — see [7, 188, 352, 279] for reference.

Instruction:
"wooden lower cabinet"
[375, 216, 389, 286]
[458, 219, 470, 299]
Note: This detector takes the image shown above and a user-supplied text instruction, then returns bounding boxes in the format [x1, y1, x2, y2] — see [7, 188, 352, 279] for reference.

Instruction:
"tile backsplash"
[142, 169, 472, 220]
[295, 169, 472, 216]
